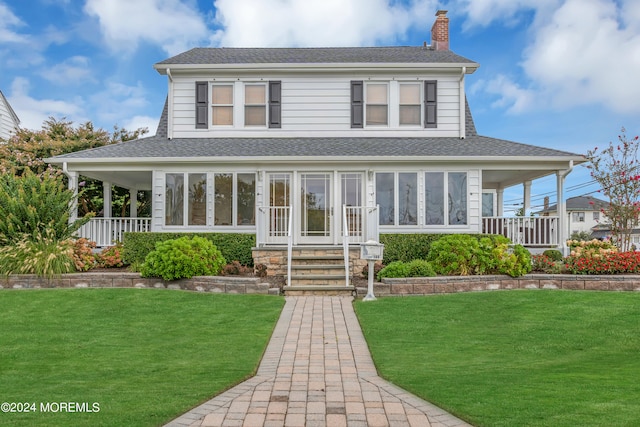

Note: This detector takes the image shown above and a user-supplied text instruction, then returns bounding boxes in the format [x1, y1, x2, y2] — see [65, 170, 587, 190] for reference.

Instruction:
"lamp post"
[360, 240, 384, 301]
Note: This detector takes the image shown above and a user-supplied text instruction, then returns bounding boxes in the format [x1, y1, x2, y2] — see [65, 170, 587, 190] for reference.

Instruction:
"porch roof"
[48, 134, 583, 162]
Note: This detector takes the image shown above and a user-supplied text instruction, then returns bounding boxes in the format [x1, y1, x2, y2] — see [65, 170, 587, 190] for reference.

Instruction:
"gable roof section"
[155, 46, 477, 69]
[0, 90, 20, 125]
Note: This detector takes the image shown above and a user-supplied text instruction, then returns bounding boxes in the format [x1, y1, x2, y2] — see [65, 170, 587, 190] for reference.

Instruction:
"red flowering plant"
[586, 127, 640, 252]
[96, 243, 125, 268]
[564, 237, 640, 274]
[531, 254, 564, 274]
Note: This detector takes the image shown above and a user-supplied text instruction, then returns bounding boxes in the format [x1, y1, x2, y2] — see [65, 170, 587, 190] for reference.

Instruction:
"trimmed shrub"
[377, 261, 410, 280]
[379, 234, 441, 263]
[123, 232, 254, 266]
[427, 235, 480, 275]
[0, 231, 75, 278]
[140, 236, 226, 281]
[542, 249, 563, 262]
[406, 259, 436, 277]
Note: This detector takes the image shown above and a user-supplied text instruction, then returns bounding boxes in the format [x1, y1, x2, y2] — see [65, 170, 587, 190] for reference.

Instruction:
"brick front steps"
[356, 274, 640, 297]
[3, 273, 640, 296]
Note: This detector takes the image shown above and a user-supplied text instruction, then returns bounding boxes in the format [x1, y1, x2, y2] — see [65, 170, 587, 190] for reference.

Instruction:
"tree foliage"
[586, 128, 640, 252]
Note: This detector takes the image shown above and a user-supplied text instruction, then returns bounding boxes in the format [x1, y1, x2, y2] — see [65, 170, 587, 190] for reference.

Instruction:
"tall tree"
[586, 127, 640, 252]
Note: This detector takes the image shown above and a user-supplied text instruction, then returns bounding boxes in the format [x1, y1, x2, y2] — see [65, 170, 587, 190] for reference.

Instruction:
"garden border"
[3, 273, 640, 296]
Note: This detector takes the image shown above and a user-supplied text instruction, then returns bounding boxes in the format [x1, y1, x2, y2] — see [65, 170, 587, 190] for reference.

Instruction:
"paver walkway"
[166, 296, 471, 427]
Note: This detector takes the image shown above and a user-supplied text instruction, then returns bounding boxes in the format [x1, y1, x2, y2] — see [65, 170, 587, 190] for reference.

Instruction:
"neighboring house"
[0, 90, 20, 142]
[47, 11, 585, 282]
[537, 195, 609, 238]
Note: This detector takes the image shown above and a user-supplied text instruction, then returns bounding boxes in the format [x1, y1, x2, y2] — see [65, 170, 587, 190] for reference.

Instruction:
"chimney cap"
[435, 10, 448, 16]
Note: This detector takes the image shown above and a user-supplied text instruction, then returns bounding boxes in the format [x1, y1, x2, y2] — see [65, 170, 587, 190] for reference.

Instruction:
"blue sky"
[1, 0, 639, 213]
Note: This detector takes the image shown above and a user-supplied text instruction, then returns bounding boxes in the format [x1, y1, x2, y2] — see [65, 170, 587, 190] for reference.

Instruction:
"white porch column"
[103, 181, 112, 218]
[67, 171, 78, 223]
[129, 188, 138, 217]
[557, 170, 568, 253]
[523, 180, 532, 216]
[496, 188, 504, 216]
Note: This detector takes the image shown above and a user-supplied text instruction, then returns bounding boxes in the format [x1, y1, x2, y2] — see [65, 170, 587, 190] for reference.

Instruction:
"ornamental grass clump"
[140, 236, 226, 281]
[0, 230, 75, 278]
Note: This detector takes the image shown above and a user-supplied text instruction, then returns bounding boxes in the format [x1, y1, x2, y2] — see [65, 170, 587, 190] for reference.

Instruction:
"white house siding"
[170, 73, 461, 138]
[0, 95, 19, 141]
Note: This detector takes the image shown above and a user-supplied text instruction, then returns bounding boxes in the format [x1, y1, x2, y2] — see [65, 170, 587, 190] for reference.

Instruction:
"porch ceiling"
[482, 169, 559, 189]
[76, 171, 152, 191]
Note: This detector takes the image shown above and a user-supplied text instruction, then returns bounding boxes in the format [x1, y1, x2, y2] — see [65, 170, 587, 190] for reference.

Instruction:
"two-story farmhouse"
[537, 195, 609, 238]
[0, 90, 20, 142]
[47, 11, 585, 282]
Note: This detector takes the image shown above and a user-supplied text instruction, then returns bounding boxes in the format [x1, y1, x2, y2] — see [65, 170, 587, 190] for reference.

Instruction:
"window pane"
[398, 173, 417, 225]
[245, 85, 265, 104]
[399, 84, 420, 104]
[188, 173, 206, 226]
[425, 172, 444, 225]
[245, 106, 266, 126]
[215, 173, 233, 226]
[366, 105, 388, 125]
[376, 173, 394, 225]
[212, 106, 233, 125]
[448, 172, 467, 225]
[165, 173, 184, 226]
[212, 85, 233, 104]
[399, 106, 420, 125]
[482, 193, 494, 217]
[238, 173, 256, 225]
[367, 84, 387, 103]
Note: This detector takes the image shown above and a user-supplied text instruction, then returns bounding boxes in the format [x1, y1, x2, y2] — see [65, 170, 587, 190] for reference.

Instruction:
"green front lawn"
[355, 291, 640, 427]
[0, 289, 284, 426]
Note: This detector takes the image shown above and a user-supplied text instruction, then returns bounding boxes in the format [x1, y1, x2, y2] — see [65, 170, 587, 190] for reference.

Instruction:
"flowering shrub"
[566, 239, 617, 258]
[531, 254, 564, 274]
[96, 244, 124, 268]
[565, 251, 640, 274]
[70, 238, 97, 271]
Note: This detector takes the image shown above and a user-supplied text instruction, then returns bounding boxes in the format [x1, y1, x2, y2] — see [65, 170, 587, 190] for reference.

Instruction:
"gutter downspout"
[166, 68, 173, 140]
[459, 66, 466, 139]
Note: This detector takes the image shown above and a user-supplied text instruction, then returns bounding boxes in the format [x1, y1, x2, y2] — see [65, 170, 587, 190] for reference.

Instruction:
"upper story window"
[572, 212, 585, 222]
[366, 83, 388, 126]
[212, 84, 234, 126]
[194, 81, 280, 129]
[244, 84, 267, 126]
[399, 83, 421, 126]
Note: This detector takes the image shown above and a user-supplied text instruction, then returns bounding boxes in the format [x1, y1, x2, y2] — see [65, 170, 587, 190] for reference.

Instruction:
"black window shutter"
[195, 81, 208, 129]
[269, 81, 281, 128]
[424, 80, 437, 128]
[351, 81, 363, 128]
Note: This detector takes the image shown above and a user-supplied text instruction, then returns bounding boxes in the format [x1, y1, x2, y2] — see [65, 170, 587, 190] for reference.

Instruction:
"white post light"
[360, 240, 384, 301]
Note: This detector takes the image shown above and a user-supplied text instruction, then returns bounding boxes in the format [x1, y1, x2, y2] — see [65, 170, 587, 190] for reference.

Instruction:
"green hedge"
[123, 232, 255, 266]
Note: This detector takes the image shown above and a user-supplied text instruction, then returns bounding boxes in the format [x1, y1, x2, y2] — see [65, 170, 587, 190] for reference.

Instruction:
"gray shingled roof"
[156, 47, 476, 66]
[539, 196, 609, 213]
[48, 99, 583, 162]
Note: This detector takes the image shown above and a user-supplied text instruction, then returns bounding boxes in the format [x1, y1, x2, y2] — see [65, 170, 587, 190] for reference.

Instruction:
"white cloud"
[211, 0, 436, 47]
[464, 0, 640, 115]
[0, 1, 28, 44]
[40, 56, 96, 85]
[83, 0, 209, 55]
[8, 77, 86, 130]
[89, 81, 150, 125]
[120, 115, 158, 134]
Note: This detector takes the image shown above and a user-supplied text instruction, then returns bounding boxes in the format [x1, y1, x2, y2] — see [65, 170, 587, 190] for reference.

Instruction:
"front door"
[299, 173, 333, 244]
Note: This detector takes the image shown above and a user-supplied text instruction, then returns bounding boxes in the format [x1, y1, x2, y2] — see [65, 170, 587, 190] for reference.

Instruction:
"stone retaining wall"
[0, 273, 276, 294]
[361, 274, 640, 296]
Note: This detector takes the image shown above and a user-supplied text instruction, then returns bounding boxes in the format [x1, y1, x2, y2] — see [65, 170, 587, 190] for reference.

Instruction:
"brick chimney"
[431, 10, 449, 51]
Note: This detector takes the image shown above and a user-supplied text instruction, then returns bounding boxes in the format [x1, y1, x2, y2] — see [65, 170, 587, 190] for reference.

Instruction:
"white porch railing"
[343, 205, 379, 287]
[482, 216, 559, 246]
[257, 206, 291, 246]
[78, 217, 151, 247]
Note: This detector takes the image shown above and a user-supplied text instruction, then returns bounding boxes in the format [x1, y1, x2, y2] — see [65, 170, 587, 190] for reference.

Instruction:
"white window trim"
[243, 82, 268, 128]
[364, 82, 389, 127]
